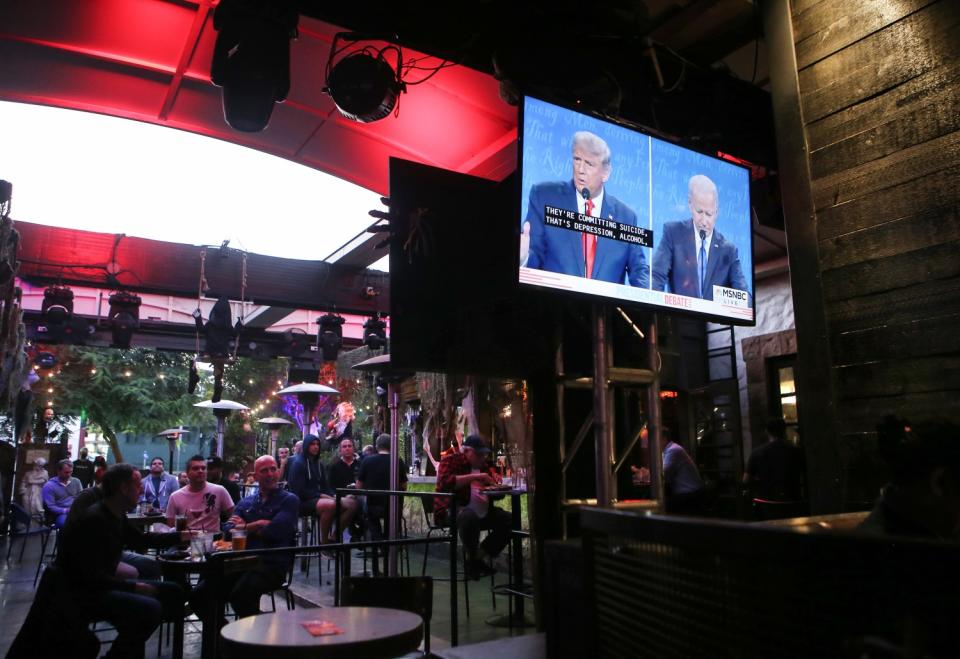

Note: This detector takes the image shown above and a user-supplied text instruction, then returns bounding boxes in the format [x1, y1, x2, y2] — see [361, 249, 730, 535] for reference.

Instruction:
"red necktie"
[582, 199, 596, 278]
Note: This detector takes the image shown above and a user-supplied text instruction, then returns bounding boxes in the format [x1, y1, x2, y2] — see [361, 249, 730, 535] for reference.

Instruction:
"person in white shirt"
[166, 454, 234, 532]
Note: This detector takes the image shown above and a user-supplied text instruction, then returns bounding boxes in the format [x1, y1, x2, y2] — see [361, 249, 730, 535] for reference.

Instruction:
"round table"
[158, 554, 209, 582]
[126, 512, 166, 530]
[220, 607, 423, 659]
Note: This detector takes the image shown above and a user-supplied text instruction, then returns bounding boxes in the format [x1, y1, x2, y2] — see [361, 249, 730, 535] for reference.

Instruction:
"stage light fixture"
[317, 313, 345, 362]
[210, 0, 299, 132]
[280, 328, 309, 357]
[38, 286, 91, 344]
[108, 292, 142, 349]
[323, 34, 405, 123]
[362, 313, 387, 350]
[42, 285, 73, 324]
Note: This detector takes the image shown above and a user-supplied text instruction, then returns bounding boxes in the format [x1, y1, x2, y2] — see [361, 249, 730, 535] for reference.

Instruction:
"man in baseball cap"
[433, 434, 511, 579]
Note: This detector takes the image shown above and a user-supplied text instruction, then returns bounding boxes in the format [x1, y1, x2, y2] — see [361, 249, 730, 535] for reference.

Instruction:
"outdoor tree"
[40, 346, 205, 462]
[219, 356, 293, 460]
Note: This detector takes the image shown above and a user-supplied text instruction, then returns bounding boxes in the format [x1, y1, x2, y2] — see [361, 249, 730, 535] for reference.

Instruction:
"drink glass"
[175, 515, 188, 532]
[189, 534, 204, 560]
[231, 529, 247, 551]
[516, 467, 527, 491]
[201, 533, 216, 554]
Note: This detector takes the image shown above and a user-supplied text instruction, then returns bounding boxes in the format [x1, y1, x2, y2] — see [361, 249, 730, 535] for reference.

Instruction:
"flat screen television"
[519, 95, 755, 325]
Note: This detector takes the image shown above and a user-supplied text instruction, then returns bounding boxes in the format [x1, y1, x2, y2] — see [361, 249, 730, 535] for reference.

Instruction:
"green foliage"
[46, 347, 205, 461]
[220, 356, 295, 460]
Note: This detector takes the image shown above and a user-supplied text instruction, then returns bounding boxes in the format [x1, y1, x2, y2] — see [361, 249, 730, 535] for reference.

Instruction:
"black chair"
[419, 497, 448, 576]
[5, 502, 53, 586]
[340, 575, 433, 656]
[418, 497, 496, 618]
[267, 558, 297, 612]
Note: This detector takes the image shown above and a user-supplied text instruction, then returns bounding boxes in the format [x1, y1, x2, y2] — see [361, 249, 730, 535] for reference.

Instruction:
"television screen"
[519, 95, 755, 325]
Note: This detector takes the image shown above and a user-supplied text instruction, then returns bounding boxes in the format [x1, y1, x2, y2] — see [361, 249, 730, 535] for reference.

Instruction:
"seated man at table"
[207, 455, 242, 504]
[67, 484, 162, 580]
[42, 458, 83, 527]
[56, 464, 185, 659]
[434, 434, 511, 579]
[287, 434, 354, 543]
[140, 456, 179, 512]
[166, 454, 235, 532]
[190, 455, 298, 630]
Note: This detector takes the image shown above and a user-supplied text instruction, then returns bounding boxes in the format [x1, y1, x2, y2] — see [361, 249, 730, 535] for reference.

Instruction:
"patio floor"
[0, 534, 537, 657]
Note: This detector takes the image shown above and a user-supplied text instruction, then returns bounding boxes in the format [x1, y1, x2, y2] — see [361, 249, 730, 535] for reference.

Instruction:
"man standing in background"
[73, 447, 95, 488]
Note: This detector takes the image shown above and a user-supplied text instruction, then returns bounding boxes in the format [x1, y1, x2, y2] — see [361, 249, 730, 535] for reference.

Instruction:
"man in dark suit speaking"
[652, 174, 748, 300]
[521, 131, 649, 287]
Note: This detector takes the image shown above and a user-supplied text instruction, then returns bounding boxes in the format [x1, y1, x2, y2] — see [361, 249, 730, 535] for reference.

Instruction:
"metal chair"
[5, 502, 53, 586]
[340, 575, 433, 656]
[418, 496, 496, 618]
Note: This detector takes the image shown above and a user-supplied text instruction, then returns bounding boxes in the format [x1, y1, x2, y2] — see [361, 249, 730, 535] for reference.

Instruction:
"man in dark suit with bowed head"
[652, 174, 748, 300]
[521, 131, 649, 287]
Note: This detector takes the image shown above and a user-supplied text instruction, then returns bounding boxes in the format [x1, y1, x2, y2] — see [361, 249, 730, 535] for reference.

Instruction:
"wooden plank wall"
[791, 0, 960, 504]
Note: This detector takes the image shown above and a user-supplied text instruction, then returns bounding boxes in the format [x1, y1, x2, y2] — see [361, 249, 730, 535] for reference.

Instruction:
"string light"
[46, 387, 53, 393]
[248, 379, 254, 384]
[158, 373, 166, 380]
[90, 368, 97, 375]
[124, 371, 132, 377]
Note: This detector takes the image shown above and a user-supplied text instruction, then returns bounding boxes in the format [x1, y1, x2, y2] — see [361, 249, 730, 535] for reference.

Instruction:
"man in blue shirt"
[42, 459, 82, 527]
[140, 456, 179, 512]
[189, 455, 297, 635]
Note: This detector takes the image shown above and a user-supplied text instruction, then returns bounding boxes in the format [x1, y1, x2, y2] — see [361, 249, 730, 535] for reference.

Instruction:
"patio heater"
[194, 399, 249, 457]
[257, 416, 292, 456]
[157, 426, 189, 472]
[276, 383, 339, 439]
[353, 353, 411, 577]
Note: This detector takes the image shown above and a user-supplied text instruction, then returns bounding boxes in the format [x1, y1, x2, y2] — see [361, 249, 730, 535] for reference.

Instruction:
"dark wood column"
[764, 0, 960, 512]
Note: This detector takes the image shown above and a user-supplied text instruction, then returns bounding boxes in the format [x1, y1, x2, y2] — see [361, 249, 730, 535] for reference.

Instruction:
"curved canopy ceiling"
[0, 1, 786, 270]
[0, 0, 518, 197]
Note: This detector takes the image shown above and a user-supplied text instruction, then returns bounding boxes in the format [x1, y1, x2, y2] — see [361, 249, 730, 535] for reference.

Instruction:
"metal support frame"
[556, 308, 664, 518]
[388, 382, 400, 576]
[592, 305, 614, 507]
[646, 318, 664, 506]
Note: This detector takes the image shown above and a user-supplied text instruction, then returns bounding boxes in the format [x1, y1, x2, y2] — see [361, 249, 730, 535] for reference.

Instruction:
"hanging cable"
[194, 248, 207, 357]
[231, 251, 248, 361]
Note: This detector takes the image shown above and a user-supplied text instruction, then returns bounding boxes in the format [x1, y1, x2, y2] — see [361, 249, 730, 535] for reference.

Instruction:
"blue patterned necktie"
[698, 230, 707, 297]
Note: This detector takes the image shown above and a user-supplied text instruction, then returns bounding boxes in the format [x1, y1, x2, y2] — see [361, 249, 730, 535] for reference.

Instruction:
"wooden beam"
[763, 0, 843, 513]
[15, 221, 390, 315]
